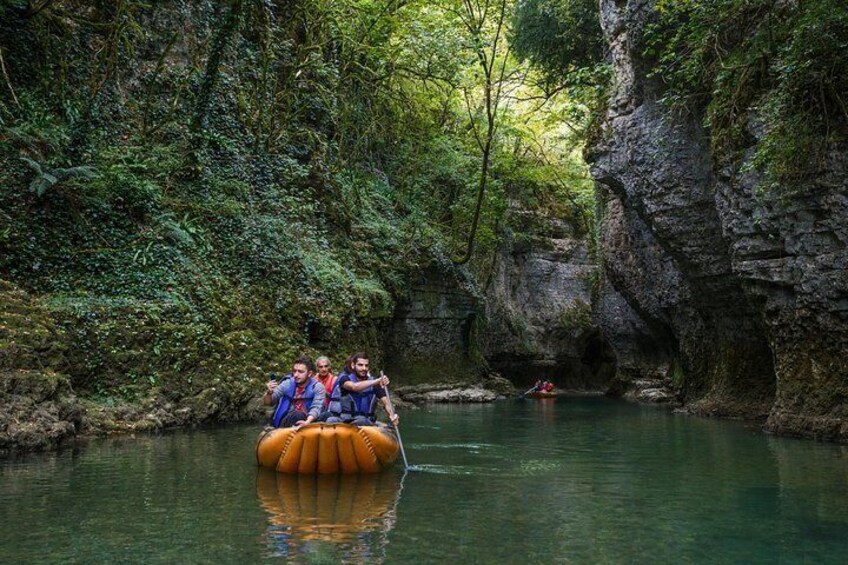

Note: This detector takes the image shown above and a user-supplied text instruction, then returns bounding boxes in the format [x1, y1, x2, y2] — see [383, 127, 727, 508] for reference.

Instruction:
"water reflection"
[256, 470, 403, 562]
[531, 397, 557, 425]
[3, 403, 848, 563]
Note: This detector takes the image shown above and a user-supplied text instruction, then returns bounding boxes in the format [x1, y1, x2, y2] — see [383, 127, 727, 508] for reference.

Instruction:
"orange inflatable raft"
[255, 423, 400, 474]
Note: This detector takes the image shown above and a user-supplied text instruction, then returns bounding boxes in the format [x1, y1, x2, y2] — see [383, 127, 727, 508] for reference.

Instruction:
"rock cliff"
[483, 206, 615, 390]
[590, 0, 848, 440]
[381, 264, 485, 385]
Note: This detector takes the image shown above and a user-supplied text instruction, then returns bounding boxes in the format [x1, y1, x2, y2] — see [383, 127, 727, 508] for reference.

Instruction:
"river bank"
[4, 367, 784, 456]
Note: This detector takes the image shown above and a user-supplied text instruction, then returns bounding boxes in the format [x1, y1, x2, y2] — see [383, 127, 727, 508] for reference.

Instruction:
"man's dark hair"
[350, 352, 369, 366]
[292, 355, 315, 373]
[344, 354, 356, 372]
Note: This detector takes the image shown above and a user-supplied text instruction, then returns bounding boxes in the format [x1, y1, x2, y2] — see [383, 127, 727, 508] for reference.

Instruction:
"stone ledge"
[622, 378, 681, 406]
[396, 384, 501, 403]
[765, 412, 848, 443]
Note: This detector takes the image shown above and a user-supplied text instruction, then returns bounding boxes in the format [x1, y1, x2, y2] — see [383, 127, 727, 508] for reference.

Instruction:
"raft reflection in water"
[256, 469, 403, 561]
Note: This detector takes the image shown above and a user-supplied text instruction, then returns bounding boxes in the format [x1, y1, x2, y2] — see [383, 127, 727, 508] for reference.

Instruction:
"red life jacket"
[316, 373, 336, 409]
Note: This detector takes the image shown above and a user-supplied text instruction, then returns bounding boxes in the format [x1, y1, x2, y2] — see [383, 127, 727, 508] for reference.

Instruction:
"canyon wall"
[591, 0, 848, 440]
[483, 206, 616, 390]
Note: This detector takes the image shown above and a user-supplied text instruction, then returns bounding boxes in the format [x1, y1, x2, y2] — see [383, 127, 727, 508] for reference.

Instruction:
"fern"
[20, 157, 99, 197]
[154, 213, 192, 246]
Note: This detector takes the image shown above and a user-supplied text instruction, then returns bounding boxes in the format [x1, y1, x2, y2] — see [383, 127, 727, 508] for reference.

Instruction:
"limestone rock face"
[591, 0, 848, 439]
[381, 264, 485, 385]
[483, 208, 615, 390]
[592, 269, 675, 394]
[716, 151, 848, 438]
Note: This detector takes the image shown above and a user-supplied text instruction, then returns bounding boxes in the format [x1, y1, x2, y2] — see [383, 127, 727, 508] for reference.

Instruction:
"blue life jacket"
[339, 373, 378, 421]
[272, 377, 317, 428]
[326, 372, 345, 416]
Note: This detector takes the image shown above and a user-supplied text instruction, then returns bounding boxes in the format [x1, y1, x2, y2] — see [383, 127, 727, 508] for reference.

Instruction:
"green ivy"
[0, 0, 596, 407]
[646, 0, 848, 186]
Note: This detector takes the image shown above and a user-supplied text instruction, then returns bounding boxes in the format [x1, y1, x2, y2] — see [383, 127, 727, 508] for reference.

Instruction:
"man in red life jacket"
[314, 356, 336, 409]
[542, 381, 554, 392]
[263, 355, 326, 430]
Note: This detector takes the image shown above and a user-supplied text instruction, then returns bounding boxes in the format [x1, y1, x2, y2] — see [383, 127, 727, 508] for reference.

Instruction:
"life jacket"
[326, 370, 348, 417]
[272, 377, 317, 428]
[316, 373, 337, 410]
[338, 372, 378, 421]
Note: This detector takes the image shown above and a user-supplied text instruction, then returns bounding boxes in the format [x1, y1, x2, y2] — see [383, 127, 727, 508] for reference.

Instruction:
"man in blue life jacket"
[263, 355, 326, 430]
[326, 352, 399, 427]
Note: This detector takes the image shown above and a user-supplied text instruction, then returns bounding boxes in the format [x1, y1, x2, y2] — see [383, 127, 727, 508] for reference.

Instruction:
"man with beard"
[326, 352, 399, 427]
[263, 355, 326, 429]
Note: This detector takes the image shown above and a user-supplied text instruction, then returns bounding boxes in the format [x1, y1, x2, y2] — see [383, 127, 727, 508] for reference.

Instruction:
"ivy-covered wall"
[0, 0, 618, 451]
[0, 1, 481, 447]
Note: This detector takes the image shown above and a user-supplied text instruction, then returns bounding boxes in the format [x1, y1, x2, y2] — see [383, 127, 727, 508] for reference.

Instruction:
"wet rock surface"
[381, 264, 487, 386]
[624, 378, 679, 406]
[592, 268, 675, 394]
[591, 0, 848, 440]
[396, 384, 501, 403]
[484, 206, 616, 390]
[395, 375, 513, 404]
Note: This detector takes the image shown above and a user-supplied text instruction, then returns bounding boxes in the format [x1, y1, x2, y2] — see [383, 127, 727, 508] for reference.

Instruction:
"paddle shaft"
[381, 371, 409, 470]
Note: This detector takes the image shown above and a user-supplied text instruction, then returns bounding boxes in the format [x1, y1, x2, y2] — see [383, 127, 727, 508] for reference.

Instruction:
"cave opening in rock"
[487, 329, 617, 392]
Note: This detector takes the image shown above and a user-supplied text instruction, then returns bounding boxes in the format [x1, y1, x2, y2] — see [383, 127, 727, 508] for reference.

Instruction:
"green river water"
[2, 396, 847, 564]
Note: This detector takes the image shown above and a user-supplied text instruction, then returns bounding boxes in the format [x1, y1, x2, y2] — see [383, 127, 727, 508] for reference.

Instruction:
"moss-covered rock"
[0, 281, 82, 452]
[0, 280, 69, 372]
[0, 370, 82, 453]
